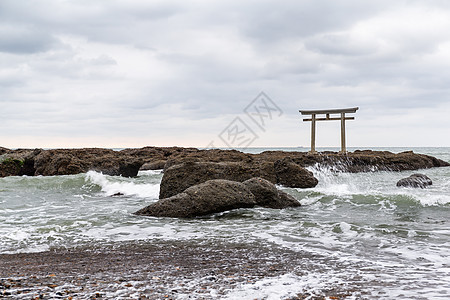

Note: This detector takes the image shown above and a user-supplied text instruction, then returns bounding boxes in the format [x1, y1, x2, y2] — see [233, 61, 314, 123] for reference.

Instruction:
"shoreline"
[0, 241, 357, 299]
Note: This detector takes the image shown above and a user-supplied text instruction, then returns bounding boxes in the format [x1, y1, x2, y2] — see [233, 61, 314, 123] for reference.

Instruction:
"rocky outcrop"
[33, 149, 144, 177]
[140, 160, 167, 170]
[0, 146, 448, 178]
[161, 148, 449, 174]
[0, 148, 143, 177]
[271, 150, 450, 172]
[135, 179, 257, 218]
[159, 160, 317, 199]
[0, 149, 42, 177]
[135, 178, 300, 218]
[162, 149, 253, 171]
[0, 147, 9, 155]
[242, 177, 300, 209]
[274, 157, 319, 188]
[121, 146, 199, 170]
[397, 174, 433, 188]
[0, 157, 23, 177]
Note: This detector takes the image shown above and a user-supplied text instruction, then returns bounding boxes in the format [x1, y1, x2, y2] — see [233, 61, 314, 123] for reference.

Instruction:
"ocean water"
[0, 147, 449, 299]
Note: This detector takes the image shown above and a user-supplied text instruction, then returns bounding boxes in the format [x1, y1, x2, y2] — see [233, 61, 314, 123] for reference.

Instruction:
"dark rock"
[274, 157, 318, 188]
[118, 160, 144, 177]
[277, 189, 301, 208]
[136, 177, 300, 218]
[296, 150, 450, 172]
[33, 149, 143, 177]
[242, 177, 300, 209]
[121, 146, 199, 168]
[21, 149, 42, 176]
[0, 147, 9, 155]
[159, 159, 319, 199]
[0, 149, 40, 177]
[162, 149, 253, 171]
[396, 173, 433, 188]
[0, 146, 448, 178]
[135, 179, 257, 218]
[159, 161, 277, 199]
[0, 158, 23, 177]
[140, 160, 167, 170]
[256, 150, 449, 172]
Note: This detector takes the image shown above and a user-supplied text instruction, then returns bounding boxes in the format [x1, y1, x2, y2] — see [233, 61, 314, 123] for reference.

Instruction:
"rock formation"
[273, 157, 319, 188]
[135, 177, 300, 218]
[135, 179, 256, 218]
[397, 173, 433, 188]
[0, 147, 448, 178]
[0, 148, 143, 177]
[159, 160, 318, 199]
[242, 177, 300, 209]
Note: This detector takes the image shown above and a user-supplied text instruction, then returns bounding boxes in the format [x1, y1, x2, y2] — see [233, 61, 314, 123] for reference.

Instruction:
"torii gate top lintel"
[299, 107, 359, 153]
[299, 107, 359, 115]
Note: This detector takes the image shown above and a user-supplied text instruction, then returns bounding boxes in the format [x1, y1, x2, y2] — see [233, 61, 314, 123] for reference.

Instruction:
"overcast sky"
[1, 0, 450, 149]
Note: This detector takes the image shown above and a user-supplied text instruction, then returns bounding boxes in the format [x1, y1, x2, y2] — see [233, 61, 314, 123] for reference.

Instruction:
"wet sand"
[0, 241, 355, 299]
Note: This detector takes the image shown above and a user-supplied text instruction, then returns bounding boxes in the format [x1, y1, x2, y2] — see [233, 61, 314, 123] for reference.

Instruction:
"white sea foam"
[307, 164, 450, 207]
[137, 170, 163, 176]
[222, 274, 304, 300]
[85, 171, 159, 198]
[410, 193, 450, 206]
[4, 229, 30, 241]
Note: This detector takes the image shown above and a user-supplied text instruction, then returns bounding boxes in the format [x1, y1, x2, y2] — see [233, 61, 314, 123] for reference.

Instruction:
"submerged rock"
[396, 173, 433, 188]
[135, 177, 300, 218]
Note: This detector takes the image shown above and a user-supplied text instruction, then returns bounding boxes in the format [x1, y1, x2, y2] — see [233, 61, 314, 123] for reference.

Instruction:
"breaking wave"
[85, 170, 160, 199]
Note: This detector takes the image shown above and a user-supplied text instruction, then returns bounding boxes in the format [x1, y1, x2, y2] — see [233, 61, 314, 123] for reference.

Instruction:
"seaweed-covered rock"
[0, 158, 23, 177]
[396, 173, 432, 188]
[136, 177, 300, 218]
[159, 161, 277, 199]
[242, 177, 300, 209]
[140, 160, 167, 170]
[0, 146, 448, 178]
[0, 149, 41, 176]
[32, 149, 143, 177]
[135, 179, 257, 218]
[159, 160, 318, 199]
[0, 147, 9, 155]
[274, 157, 318, 188]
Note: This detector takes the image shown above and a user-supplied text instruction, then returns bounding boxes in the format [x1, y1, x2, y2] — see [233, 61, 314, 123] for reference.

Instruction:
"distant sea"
[1, 147, 449, 299]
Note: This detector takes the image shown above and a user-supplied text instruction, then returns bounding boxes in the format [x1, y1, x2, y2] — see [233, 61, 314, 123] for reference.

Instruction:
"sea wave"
[84, 170, 160, 198]
[306, 164, 450, 206]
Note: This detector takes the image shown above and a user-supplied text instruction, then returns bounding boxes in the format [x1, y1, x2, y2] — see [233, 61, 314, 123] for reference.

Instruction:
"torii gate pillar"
[299, 107, 359, 153]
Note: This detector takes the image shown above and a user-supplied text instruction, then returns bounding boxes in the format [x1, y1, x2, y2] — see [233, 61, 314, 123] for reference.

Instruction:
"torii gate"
[299, 107, 358, 153]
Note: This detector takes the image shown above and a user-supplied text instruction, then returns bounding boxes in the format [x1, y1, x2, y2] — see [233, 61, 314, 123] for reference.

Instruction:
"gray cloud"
[305, 33, 377, 56]
[236, 0, 389, 42]
[0, 24, 58, 54]
[1, 0, 450, 147]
